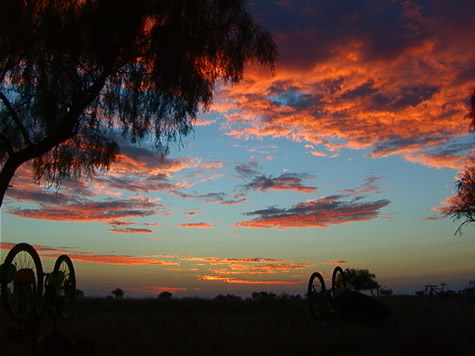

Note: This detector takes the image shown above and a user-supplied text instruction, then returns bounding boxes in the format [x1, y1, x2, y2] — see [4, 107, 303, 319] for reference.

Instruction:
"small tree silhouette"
[111, 288, 124, 299]
[344, 268, 381, 294]
[158, 291, 172, 300]
[444, 167, 475, 235]
[444, 90, 475, 235]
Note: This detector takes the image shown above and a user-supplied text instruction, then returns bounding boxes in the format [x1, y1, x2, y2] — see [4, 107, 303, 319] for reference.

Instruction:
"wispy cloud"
[106, 227, 153, 234]
[8, 197, 161, 222]
[4, 150, 229, 230]
[242, 173, 317, 193]
[170, 190, 246, 205]
[174, 222, 216, 229]
[321, 260, 350, 265]
[235, 196, 390, 229]
[0, 242, 178, 266]
[210, 262, 312, 275]
[234, 176, 390, 229]
[199, 275, 302, 285]
[182, 257, 288, 265]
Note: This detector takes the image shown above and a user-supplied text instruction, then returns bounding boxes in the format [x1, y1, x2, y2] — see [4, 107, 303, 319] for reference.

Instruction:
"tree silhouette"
[343, 268, 381, 294]
[111, 288, 124, 298]
[444, 90, 475, 235]
[444, 167, 475, 235]
[158, 291, 172, 300]
[0, 0, 276, 206]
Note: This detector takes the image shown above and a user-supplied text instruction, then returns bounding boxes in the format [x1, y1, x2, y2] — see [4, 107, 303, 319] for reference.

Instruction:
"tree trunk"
[0, 75, 109, 208]
[0, 156, 23, 207]
[0, 129, 76, 208]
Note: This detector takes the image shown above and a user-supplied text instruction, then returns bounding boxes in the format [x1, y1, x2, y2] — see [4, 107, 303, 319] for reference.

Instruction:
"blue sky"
[1, 0, 474, 298]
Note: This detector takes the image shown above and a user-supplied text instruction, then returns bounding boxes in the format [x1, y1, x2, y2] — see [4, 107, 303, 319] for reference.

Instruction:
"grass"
[1, 294, 475, 355]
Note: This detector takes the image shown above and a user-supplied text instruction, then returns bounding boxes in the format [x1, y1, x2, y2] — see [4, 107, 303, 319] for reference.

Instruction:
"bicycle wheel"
[307, 272, 327, 321]
[0, 243, 44, 323]
[51, 255, 76, 319]
[331, 266, 346, 294]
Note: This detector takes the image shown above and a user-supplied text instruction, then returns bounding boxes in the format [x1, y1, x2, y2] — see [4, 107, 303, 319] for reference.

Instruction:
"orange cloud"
[199, 275, 302, 285]
[67, 254, 177, 266]
[211, 1, 475, 170]
[5, 165, 171, 233]
[109, 149, 200, 177]
[321, 261, 350, 265]
[7, 197, 161, 222]
[0, 242, 177, 266]
[174, 222, 216, 229]
[401, 151, 469, 170]
[210, 262, 312, 275]
[182, 257, 287, 265]
[144, 222, 161, 226]
[132, 286, 187, 295]
[165, 268, 200, 272]
[234, 194, 390, 229]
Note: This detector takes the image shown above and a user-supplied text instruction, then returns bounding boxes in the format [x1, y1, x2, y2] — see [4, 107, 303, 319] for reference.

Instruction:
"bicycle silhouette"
[0, 242, 76, 325]
[307, 266, 346, 321]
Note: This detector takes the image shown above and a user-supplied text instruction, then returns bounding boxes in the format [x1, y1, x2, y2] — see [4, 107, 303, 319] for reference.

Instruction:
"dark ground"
[1, 294, 474, 355]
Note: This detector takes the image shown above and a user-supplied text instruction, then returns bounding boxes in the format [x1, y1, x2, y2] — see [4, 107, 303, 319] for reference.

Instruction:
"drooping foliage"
[0, 0, 276, 206]
[444, 90, 475, 235]
[445, 167, 475, 235]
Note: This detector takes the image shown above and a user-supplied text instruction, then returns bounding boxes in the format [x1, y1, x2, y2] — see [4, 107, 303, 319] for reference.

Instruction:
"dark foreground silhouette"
[334, 289, 391, 325]
[1, 294, 474, 355]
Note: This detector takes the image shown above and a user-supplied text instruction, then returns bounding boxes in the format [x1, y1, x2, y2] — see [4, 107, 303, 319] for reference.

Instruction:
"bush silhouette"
[111, 288, 124, 299]
[158, 291, 172, 300]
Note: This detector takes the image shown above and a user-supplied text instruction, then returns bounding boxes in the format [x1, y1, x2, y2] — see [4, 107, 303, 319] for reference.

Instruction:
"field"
[1, 293, 475, 355]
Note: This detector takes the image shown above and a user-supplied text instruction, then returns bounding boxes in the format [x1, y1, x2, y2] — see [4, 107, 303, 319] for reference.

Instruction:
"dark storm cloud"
[251, 0, 448, 69]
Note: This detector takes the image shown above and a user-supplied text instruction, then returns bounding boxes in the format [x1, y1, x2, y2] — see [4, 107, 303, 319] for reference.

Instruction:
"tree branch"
[0, 132, 14, 156]
[0, 92, 33, 146]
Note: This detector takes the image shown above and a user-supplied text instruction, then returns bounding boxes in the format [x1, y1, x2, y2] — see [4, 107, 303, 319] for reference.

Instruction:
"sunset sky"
[1, 0, 474, 298]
